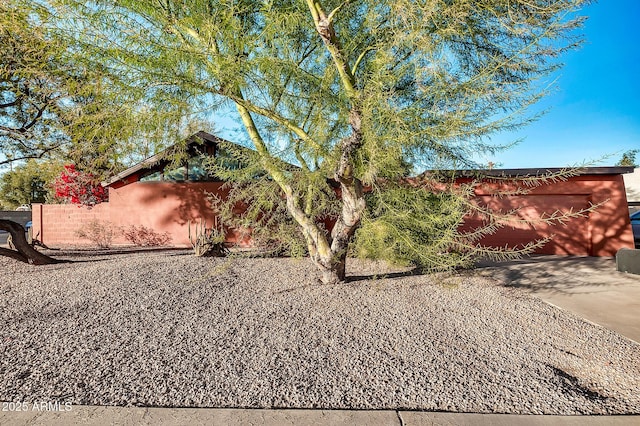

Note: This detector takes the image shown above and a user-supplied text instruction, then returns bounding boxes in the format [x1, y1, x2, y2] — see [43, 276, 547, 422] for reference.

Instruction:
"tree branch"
[327, 1, 349, 23]
[304, 0, 358, 100]
[0, 247, 30, 263]
[227, 93, 324, 154]
[234, 88, 331, 258]
[0, 143, 64, 166]
[0, 219, 63, 265]
[19, 103, 47, 132]
[0, 99, 19, 108]
[351, 46, 374, 76]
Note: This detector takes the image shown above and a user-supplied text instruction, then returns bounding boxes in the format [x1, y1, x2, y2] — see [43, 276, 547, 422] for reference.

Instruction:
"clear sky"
[480, 0, 640, 169]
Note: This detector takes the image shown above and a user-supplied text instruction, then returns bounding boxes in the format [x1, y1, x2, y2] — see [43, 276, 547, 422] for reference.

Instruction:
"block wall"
[32, 182, 243, 248]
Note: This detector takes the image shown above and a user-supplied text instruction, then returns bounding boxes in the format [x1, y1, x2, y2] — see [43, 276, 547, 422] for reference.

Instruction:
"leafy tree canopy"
[0, 1, 207, 178]
[1, 3, 69, 166]
[616, 149, 639, 168]
[39, 0, 590, 282]
[0, 159, 62, 208]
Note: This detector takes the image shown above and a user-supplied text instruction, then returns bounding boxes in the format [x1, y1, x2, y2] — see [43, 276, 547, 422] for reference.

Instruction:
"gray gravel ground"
[1, 249, 639, 414]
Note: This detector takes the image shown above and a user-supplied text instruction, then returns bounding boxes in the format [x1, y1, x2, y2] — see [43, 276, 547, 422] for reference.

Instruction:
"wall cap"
[421, 166, 634, 179]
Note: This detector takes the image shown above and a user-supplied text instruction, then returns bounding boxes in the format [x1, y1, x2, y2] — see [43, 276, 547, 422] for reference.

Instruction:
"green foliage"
[616, 150, 639, 168]
[353, 183, 469, 269]
[0, 159, 62, 208]
[1, 1, 201, 178]
[44, 0, 588, 172]
[38, 0, 591, 279]
[1, 3, 69, 165]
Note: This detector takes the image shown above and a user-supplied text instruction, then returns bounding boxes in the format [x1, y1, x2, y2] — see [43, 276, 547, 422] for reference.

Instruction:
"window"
[137, 143, 246, 183]
[187, 156, 214, 181]
[140, 170, 162, 182]
[163, 165, 186, 181]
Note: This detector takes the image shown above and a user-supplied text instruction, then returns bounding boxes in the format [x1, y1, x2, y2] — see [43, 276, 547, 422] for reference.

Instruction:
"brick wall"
[32, 182, 238, 248]
[31, 203, 114, 246]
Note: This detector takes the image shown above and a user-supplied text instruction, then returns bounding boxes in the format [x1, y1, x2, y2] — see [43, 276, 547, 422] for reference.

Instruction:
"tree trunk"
[315, 109, 366, 284]
[317, 251, 347, 285]
[300, 177, 364, 285]
[0, 219, 63, 265]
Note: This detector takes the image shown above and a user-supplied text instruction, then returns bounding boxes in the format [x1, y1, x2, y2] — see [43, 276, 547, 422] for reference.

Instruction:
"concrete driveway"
[477, 255, 640, 343]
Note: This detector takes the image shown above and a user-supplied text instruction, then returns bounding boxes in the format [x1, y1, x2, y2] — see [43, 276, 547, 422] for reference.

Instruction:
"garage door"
[465, 194, 592, 256]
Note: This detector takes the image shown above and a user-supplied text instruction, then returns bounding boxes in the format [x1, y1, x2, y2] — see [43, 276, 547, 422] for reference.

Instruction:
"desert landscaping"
[1, 250, 639, 415]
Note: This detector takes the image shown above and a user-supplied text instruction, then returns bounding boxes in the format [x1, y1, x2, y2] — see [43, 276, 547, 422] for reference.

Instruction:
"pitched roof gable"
[103, 131, 233, 187]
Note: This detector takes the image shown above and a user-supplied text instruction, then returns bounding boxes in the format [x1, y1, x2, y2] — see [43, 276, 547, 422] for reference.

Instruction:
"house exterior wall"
[31, 173, 635, 256]
[458, 174, 634, 256]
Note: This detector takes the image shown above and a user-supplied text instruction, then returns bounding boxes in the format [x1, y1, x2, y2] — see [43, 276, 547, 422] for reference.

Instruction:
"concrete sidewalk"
[477, 255, 640, 343]
[1, 406, 638, 426]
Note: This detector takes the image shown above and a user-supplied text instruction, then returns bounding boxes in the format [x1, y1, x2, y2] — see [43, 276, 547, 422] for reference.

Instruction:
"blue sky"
[480, 0, 640, 169]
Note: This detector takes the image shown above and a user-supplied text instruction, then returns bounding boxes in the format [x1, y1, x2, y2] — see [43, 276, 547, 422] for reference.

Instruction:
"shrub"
[53, 164, 108, 207]
[188, 218, 228, 257]
[123, 225, 172, 247]
[75, 220, 116, 248]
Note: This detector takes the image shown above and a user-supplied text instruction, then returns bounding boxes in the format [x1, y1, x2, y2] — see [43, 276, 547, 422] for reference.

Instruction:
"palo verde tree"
[49, 0, 590, 283]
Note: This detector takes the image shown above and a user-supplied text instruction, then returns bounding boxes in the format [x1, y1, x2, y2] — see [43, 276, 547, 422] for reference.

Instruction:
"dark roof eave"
[102, 131, 228, 187]
[420, 166, 635, 179]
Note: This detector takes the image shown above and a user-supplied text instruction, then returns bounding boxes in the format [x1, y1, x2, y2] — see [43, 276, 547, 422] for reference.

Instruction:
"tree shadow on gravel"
[35, 248, 193, 263]
[345, 268, 424, 283]
[273, 269, 425, 293]
[474, 255, 638, 296]
[164, 251, 197, 257]
[43, 247, 190, 257]
[274, 282, 333, 294]
[61, 258, 118, 264]
[546, 364, 609, 403]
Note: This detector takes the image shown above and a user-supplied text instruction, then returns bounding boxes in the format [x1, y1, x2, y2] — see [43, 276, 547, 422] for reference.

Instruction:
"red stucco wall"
[458, 174, 634, 256]
[32, 174, 635, 256]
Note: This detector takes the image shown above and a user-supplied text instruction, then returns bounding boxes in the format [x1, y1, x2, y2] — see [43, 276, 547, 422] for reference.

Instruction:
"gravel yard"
[1, 249, 639, 414]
